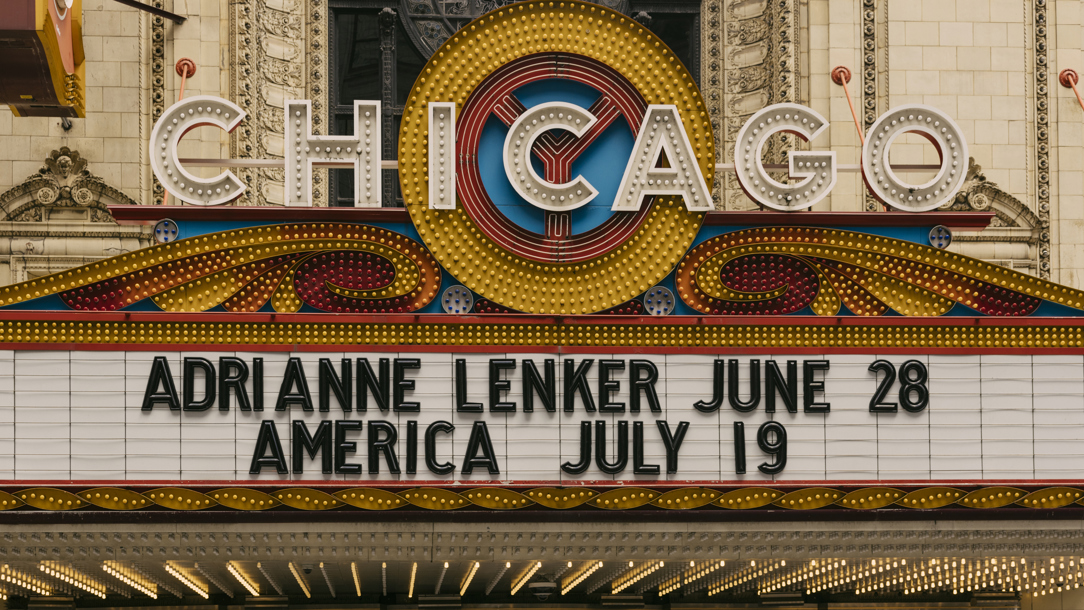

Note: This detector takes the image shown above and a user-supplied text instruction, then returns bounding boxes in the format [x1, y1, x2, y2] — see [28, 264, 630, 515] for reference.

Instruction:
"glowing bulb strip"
[102, 561, 157, 599]
[288, 562, 311, 599]
[613, 561, 664, 594]
[2, 565, 51, 596]
[164, 562, 209, 599]
[460, 562, 480, 596]
[194, 563, 233, 598]
[319, 562, 335, 598]
[39, 562, 105, 599]
[257, 563, 284, 596]
[434, 561, 449, 594]
[227, 562, 259, 597]
[662, 559, 725, 595]
[407, 562, 417, 598]
[511, 562, 542, 595]
[352, 562, 362, 597]
[552, 562, 573, 582]
[381, 562, 387, 596]
[485, 562, 509, 596]
[562, 561, 602, 595]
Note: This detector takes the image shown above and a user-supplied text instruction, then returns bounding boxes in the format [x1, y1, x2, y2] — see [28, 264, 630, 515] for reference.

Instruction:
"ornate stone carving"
[150, 1, 166, 204]
[0, 148, 136, 223]
[1033, 0, 1051, 278]
[938, 158, 1040, 274]
[860, 0, 887, 211]
[231, 0, 307, 206]
[705, 0, 799, 209]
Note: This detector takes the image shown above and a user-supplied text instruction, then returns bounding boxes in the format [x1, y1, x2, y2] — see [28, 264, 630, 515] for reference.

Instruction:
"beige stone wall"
[2, 0, 1084, 287]
[0, 0, 229, 204]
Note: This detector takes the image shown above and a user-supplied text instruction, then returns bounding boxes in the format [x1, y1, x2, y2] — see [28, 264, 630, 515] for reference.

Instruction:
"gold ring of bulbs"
[399, 1, 714, 314]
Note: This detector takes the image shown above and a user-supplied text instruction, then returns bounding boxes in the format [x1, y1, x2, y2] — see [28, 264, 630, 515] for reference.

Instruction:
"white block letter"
[149, 95, 246, 206]
[862, 104, 969, 212]
[286, 99, 382, 207]
[734, 103, 836, 211]
[503, 101, 599, 211]
[429, 102, 457, 209]
[612, 105, 712, 212]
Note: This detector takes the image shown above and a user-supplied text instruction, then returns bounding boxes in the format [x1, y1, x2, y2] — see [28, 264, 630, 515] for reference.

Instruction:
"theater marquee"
[4, 1, 1084, 515]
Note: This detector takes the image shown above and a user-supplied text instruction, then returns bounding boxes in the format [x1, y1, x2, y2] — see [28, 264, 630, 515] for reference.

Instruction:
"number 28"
[868, 359, 929, 412]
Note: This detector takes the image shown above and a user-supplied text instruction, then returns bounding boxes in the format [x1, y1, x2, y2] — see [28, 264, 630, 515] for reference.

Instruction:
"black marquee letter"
[219, 357, 250, 411]
[406, 420, 418, 474]
[335, 420, 363, 474]
[367, 420, 401, 474]
[357, 357, 390, 412]
[561, 421, 592, 475]
[629, 360, 661, 413]
[804, 360, 831, 413]
[595, 420, 628, 474]
[249, 420, 287, 474]
[183, 357, 216, 411]
[598, 360, 625, 413]
[394, 358, 420, 411]
[728, 359, 760, 412]
[319, 358, 352, 412]
[657, 420, 690, 474]
[522, 359, 556, 412]
[564, 359, 596, 412]
[292, 420, 332, 473]
[455, 359, 482, 412]
[489, 359, 516, 412]
[425, 421, 455, 475]
[142, 356, 180, 411]
[633, 421, 660, 474]
[765, 360, 798, 414]
[461, 421, 500, 475]
[693, 359, 725, 413]
[277, 358, 314, 411]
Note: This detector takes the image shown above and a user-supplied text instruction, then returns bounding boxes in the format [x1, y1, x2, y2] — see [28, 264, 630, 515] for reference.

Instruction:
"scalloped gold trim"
[1, 485, 1081, 512]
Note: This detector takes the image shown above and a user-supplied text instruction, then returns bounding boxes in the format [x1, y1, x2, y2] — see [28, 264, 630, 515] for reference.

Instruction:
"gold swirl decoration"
[0, 224, 441, 314]
[399, 1, 713, 315]
[1, 486, 1082, 512]
[678, 227, 1084, 316]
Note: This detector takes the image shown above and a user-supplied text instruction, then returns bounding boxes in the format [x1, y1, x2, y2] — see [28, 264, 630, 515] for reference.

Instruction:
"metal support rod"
[161, 59, 197, 206]
[109, 0, 187, 23]
[178, 159, 941, 172]
[1060, 69, 1084, 113]
[831, 66, 864, 145]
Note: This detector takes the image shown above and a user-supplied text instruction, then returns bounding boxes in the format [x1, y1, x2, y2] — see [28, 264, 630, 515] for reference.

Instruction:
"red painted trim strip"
[1, 479, 1082, 488]
[109, 205, 412, 224]
[702, 211, 995, 230]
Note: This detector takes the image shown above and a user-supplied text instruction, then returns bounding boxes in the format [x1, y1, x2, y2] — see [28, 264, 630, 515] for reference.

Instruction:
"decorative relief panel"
[704, 0, 799, 210]
[230, 0, 307, 206]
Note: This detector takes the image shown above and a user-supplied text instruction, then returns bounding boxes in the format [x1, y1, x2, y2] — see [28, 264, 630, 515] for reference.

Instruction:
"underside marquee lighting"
[227, 561, 259, 597]
[163, 562, 208, 599]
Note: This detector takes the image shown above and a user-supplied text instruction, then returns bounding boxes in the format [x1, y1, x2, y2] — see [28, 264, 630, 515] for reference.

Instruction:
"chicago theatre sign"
[5, 1, 1084, 516]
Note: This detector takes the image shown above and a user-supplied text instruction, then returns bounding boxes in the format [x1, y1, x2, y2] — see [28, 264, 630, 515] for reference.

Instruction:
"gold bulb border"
[0, 485, 1081, 512]
[399, 1, 714, 315]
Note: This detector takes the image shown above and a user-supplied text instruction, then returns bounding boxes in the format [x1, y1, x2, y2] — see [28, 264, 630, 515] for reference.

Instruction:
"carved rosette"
[0, 148, 137, 223]
[705, 0, 799, 210]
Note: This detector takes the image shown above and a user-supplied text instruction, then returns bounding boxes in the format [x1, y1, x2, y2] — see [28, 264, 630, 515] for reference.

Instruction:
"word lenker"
[140, 356, 930, 477]
[151, 95, 968, 213]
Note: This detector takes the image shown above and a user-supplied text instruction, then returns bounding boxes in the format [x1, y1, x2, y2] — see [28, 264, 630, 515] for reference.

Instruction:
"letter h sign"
[285, 100, 383, 207]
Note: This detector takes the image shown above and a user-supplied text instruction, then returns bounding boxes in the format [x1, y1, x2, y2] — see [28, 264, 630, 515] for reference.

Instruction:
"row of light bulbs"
[38, 562, 106, 599]
[7, 557, 1084, 602]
